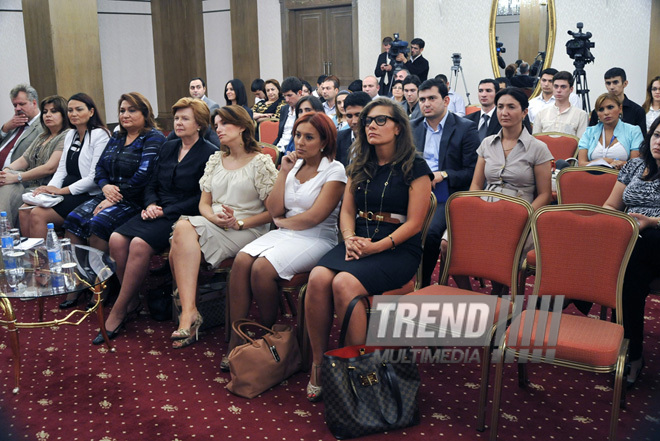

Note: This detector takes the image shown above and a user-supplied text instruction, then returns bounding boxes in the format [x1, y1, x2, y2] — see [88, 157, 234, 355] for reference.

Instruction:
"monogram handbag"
[322, 295, 420, 439]
[226, 319, 301, 398]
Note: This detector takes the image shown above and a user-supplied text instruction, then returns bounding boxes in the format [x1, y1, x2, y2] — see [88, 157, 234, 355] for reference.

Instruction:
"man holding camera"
[401, 38, 429, 82]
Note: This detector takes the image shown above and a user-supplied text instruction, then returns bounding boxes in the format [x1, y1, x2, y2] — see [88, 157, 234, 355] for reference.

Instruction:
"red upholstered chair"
[465, 105, 481, 115]
[489, 205, 638, 441]
[533, 132, 580, 161]
[410, 190, 533, 431]
[518, 166, 619, 300]
[258, 120, 279, 144]
[259, 142, 280, 165]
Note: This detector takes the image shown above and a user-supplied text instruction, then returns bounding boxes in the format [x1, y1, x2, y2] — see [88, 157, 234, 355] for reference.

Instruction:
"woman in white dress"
[168, 105, 278, 349]
[222, 112, 346, 369]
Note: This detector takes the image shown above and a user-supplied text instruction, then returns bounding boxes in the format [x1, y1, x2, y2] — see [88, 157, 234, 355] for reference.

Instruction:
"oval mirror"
[489, 0, 556, 99]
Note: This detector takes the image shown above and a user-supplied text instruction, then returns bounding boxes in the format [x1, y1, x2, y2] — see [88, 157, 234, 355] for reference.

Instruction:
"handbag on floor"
[226, 319, 301, 398]
[322, 295, 420, 439]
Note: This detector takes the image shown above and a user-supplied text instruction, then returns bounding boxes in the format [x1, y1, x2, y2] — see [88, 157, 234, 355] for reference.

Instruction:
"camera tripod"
[572, 62, 591, 113]
[450, 63, 472, 105]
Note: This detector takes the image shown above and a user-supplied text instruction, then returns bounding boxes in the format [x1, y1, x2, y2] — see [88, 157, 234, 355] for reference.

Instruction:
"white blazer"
[48, 127, 110, 195]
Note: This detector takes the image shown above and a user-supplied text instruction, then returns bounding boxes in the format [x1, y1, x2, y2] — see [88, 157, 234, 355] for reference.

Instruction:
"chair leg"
[282, 288, 297, 317]
[517, 362, 529, 387]
[609, 344, 627, 441]
[224, 270, 231, 342]
[477, 343, 492, 432]
[296, 286, 311, 371]
[488, 351, 506, 441]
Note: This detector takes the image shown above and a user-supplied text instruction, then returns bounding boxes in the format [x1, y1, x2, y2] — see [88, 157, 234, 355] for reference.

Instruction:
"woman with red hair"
[222, 112, 347, 369]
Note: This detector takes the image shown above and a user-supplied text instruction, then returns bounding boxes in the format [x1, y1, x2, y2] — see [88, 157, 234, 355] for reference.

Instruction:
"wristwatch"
[439, 171, 448, 179]
[17, 173, 22, 183]
[237, 220, 245, 230]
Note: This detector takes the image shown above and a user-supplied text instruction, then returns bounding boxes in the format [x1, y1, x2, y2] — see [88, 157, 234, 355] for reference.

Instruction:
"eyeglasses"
[363, 115, 396, 126]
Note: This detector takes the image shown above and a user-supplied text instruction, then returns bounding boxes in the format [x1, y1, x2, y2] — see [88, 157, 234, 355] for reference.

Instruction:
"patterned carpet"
[0, 276, 659, 441]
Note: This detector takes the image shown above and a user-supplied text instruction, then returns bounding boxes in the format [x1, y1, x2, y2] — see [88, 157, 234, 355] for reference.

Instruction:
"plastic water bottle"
[1, 211, 20, 287]
[46, 222, 65, 293]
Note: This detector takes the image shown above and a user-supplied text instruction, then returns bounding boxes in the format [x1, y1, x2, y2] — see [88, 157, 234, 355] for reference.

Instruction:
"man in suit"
[362, 75, 380, 100]
[336, 91, 371, 166]
[189, 77, 219, 113]
[402, 38, 430, 82]
[274, 77, 303, 151]
[467, 78, 533, 141]
[510, 62, 536, 89]
[374, 36, 393, 97]
[402, 76, 422, 120]
[412, 79, 479, 287]
[0, 84, 43, 169]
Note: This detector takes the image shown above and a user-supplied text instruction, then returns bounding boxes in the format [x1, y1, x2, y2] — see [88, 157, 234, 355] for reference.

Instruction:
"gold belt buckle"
[365, 211, 374, 221]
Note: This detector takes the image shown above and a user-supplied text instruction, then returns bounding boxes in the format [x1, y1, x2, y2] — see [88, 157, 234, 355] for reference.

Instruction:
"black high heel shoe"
[92, 316, 127, 345]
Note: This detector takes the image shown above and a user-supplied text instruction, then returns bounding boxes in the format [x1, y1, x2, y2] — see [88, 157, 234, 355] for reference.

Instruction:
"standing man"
[274, 77, 303, 152]
[362, 75, 380, 100]
[336, 91, 371, 166]
[320, 75, 340, 118]
[0, 84, 43, 169]
[403, 38, 430, 82]
[403, 76, 422, 120]
[189, 77, 219, 113]
[533, 71, 588, 137]
[588, 67, 646, 133]
[411, 79, 479, 287]
[374, 36, 393, 97]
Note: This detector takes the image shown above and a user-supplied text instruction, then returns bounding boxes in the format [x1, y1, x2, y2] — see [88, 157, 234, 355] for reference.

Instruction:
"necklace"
[364, 163, 395, 239]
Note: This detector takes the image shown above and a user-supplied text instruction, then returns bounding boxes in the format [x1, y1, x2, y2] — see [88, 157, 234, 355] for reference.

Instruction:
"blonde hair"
[171, 97, 210, 132]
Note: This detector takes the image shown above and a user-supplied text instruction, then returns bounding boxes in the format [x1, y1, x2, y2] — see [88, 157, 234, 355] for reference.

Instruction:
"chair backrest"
[465, 105, 481, 115]
[556, 166, 619, 206]
[414, 193, 437, 290]
[259, 120, 279, 144]
[441, 191, 533, 293]
[532, 205, 638, 315]
[534, 132, 580, 160]
[259, 142, 280, 165]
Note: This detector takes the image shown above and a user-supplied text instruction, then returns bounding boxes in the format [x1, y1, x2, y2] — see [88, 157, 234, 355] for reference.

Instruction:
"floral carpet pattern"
[0, 279, 658, 441]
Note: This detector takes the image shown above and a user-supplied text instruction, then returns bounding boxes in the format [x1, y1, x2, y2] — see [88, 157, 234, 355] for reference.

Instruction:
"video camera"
[566, 22, 595, 68]
[388, 33, 409, 69]
[495, 36, 506, 54]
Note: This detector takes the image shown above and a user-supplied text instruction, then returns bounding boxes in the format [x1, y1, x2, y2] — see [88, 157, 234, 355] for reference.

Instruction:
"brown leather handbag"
[226, 319, 302, 398]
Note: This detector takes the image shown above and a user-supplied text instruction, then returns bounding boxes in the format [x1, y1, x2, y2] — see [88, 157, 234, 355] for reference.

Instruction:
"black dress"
[113, 137, 218, 252]
[317, 156, 433, 293]
[53, 131, 94, 219]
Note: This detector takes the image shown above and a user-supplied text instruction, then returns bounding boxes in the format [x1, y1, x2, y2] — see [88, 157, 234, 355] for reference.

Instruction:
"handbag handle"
[338, 294, 371, 348]
[231, 319, 280, 345]
[347, 360, 405, 426]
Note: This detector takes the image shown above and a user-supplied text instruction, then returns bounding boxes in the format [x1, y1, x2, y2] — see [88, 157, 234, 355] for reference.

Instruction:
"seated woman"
[91, 97, 217, 344]
[224, 79, 253, 118]
[252, 79, 285, 123]
[25, 93, 110, 240]
[643, 76, 660, 132]
[62, 92, 165, 253]
[390, 79, 405, 106]
[222, 112, 346, 369]
[449, 88, 553, 291]
[603, 116, 660, 387]
[168, 105, 278, 348]
[1, 95, 69, 229]
[304, 98, 433, 401]
[334, 90, 350, 131]
[301, 80, 313, 97]
[578, 93, 644, 169]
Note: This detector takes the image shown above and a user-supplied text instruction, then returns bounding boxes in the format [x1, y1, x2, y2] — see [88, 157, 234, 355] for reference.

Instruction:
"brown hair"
[292, 112, 338, 160]
[212, 105, 260, 155]
[265, 79, 282, 100]
[117, 92, 160, 136]
[347, 98, 417, 192]
[39, 95, 69, 134]
[594, 93, 622, 112]
[643, 76, 660, 113]
[171, 97, 210, 133]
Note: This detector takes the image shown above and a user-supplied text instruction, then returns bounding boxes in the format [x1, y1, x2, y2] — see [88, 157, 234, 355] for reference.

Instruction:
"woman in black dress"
[91, 97, 217, 344]
[304, 98, 433, 401]
[224, 79, 253, 118]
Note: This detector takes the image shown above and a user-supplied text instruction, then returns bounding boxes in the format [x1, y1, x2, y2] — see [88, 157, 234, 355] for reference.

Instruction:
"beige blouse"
[20, 129, 69, 187]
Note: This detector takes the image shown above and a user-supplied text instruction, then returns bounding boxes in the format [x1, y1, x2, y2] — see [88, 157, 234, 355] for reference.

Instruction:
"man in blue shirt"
[411, 79, 479, 287]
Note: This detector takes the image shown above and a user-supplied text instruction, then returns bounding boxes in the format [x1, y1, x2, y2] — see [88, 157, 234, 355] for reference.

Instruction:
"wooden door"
[293, 6, 354, 89]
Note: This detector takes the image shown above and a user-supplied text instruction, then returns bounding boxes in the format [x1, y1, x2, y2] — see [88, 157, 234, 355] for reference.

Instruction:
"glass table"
[0, 244, 116, 394]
